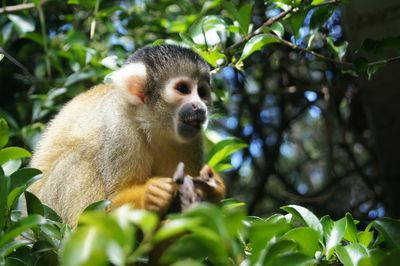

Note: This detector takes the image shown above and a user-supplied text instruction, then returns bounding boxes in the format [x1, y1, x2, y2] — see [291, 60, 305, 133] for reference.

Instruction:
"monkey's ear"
[107, 63, 147, 104]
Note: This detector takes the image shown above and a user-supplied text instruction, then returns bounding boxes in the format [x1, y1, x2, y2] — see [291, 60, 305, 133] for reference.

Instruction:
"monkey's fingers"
[145, 192, 172, 213]
[150, 177, 177, 193]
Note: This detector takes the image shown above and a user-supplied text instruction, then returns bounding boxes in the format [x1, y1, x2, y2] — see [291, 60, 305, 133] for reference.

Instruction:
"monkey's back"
[29, 84, 114, 223]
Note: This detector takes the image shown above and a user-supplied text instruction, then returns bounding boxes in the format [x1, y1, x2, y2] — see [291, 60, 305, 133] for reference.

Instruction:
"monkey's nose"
[192, 102, 199, 110]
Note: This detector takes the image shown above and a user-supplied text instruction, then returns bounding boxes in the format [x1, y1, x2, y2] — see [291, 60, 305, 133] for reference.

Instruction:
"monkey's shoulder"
[73, 84, 114, 103]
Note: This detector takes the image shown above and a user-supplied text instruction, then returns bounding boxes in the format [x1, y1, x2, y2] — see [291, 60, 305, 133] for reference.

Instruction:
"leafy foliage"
[1, 0, 400, 265]
[1, 118, 400, 265]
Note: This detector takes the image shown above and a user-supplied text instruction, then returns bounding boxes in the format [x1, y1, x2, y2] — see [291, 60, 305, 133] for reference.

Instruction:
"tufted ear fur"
[108, 63, 147, 104]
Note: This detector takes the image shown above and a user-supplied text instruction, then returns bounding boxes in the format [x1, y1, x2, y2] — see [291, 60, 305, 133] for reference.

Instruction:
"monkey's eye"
[175, 82, 191, 95]
[198, 86, 209, 99]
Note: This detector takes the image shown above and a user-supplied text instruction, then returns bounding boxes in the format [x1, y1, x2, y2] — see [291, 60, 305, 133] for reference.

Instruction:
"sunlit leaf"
[321, 215, 345, 258]
[0, 147, 31, 165]
[358, 223, 373, 247]
[2, 159, 22, 176]
[281, 205, 323, 239]
[206, 138, 247, 169]
[326, 37, 348, 60]
[239, 34, 278, 62]
[61, 227, 109, 266]
[344, 213, 358, 243]
[336, 243, 368, 266]
[196, 48, 226, 67]
[283, 227, 320, 256]
[7, 15, 35, 34]
[153, 217, 203, 243]
[83, 200, 112, 213]
[270, 22, 285, 38]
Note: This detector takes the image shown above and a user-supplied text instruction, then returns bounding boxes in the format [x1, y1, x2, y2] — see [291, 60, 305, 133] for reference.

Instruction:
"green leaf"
[358, 223, 373, 247]
[0, 53, 4, 62]
[61, 227, 109, 266]
[270, 22, 285, 38]
[9, 168, 42, 191]
[373, 217, 400, 249]
[161, 234, 228, 265]
[2, 159, 22, 176]
[237, 4, 253, 34]
[309, 6, 334, 29]
[124, 208, 158, 236]
[283, 227, 320, 256]
[0, 239, 30, 257]
[43, 205, 62, 223]
[78, 212, 126, 247]
[213, 163, 234, 172]
[366, 63, 385, 80]
[0, 119, 9, 149]
[206, 138, 247, 169]
[0, 215, 46, 249]
[336, 243, 368, 266]
[154, 217, 203, 243]
[0, 147, 31, 165]
[311, 0, 325, 5]
[83, 200, 112, 213]
[170, 259, 204, 266]
[270, 0, 302, 6]
[267, 253, 316, 266]
[326, 37, 348, 60]
[196, 48, 226, 67]
[239, 34, 278, 62]
[25, 191, 44, 216]
[249, 216, 292, 264]
[281, 205, 323, 239]
[262, 239, 297, 265]
[0, 175, 10, 229]
[285, 10, 308, 37]
[7, 15, 35, 34]
[377, 249, 400, 266]
[189, 15, 226, 46]
[321, 215, 346, 258]
[21, 32, 44, 46]
[344, 213, 358, 243]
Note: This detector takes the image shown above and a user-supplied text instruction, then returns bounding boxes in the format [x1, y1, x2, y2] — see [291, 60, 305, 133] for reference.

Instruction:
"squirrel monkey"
[29, 45, 225, 225]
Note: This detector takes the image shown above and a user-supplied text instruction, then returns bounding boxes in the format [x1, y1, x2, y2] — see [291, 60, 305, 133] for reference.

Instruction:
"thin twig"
[0, 1, 46, 14]
[0, 47, 36, 83]
[0, 3, 34, 14]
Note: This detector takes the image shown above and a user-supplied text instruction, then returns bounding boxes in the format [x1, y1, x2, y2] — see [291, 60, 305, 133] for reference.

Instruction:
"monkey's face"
[162, 76, 211, 142]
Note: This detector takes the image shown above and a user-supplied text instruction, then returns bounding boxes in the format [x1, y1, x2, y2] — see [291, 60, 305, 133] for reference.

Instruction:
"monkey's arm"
[109, 177, 178, 214]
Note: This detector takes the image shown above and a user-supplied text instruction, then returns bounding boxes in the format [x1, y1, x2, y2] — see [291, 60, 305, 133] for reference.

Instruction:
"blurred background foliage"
[1, 0, 400, 225]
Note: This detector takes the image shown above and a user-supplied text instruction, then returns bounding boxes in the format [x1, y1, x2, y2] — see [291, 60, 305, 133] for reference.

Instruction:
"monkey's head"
[109, 45, 211, 143]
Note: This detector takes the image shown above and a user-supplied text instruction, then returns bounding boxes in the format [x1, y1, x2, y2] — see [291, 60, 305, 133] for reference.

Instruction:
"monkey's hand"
[194, 165, 225, 203]
[143, 177, 178, 214]
[109, 177, 177, 215]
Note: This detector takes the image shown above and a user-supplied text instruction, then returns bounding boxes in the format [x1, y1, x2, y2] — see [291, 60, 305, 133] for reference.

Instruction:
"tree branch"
[225, 0, 341, 53]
